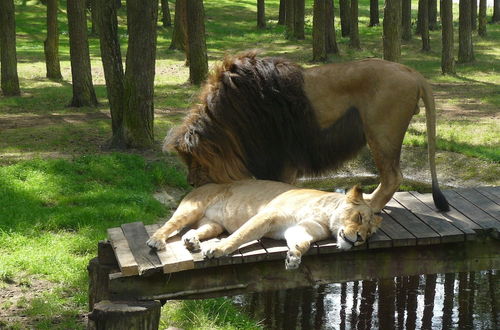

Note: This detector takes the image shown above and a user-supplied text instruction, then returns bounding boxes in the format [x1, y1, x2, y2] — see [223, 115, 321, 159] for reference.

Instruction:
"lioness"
[147, 180, 382, 270]
[165, 52, 449, 213]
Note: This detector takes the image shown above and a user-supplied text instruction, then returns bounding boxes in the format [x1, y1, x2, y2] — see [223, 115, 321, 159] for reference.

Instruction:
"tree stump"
[88, 300, 161, 330]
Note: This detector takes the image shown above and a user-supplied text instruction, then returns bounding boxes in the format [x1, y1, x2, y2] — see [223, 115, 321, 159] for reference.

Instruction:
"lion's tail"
[420, 80, 450, 212]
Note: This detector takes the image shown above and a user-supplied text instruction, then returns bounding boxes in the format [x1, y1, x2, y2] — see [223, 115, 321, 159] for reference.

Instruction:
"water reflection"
[234, 270, 499, 329]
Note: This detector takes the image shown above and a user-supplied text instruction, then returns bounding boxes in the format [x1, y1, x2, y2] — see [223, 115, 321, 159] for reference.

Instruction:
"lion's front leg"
[284, 224, 328, 270]
[203, 212, 276, 259]
[182, 219, 224, 252]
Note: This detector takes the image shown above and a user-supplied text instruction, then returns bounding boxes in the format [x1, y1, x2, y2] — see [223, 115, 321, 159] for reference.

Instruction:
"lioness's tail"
[420, 80, 450, 212]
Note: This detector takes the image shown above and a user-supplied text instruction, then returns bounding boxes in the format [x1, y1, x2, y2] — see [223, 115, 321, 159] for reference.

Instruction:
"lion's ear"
[346, 185, 364, 203]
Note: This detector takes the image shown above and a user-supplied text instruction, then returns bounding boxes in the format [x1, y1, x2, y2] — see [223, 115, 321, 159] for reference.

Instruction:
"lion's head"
[330, 185, 383, 250]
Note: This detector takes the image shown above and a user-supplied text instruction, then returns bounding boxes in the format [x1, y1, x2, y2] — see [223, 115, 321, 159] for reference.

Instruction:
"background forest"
[0, 0, 499, 329]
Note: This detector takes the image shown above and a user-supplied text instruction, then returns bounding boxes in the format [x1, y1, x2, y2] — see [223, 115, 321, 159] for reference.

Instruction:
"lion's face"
[333, 186, 383, 250]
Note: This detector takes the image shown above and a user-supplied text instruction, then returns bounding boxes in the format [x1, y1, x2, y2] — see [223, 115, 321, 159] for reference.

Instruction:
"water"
[234, 270, 499, 329]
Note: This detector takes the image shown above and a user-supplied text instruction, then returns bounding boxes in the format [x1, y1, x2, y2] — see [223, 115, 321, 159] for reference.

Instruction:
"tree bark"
[429, 0, 438, 30]
[123, 0, 159, 148]
[169, 0, 187, 51]
[349, 0, 361, 49]
[458, 0, 474, 63]
[339, 0, 350, 37]
[493, 0, 500, 22]
[257, 0, 266, 29]
[0, 0, 21, 96]
[369, 0, 380, 26]
[88, 300, 161, 330]
[278, 0, 286, 25]
[325, 0, 339, 54]
[402, 0, 412, 41]
[417, 0, 423, 34]
[312, 0, 326, 62]
[285, 0, 295, 39]
[471, 0, 477, 30]
[161, 0, 172, 27]
[95, 0, 126, 147]
[421, 0, 431, 51]
[478, 0, 487, 37]
[44, 0, 62, 80]
[67, 0, 98, 107]
[294, 0, 305, 39]
[89, 0, 99, 35]
[187, 0, 208, 85]
[383, 0, 401, 62]
[440, 0, 455, 74]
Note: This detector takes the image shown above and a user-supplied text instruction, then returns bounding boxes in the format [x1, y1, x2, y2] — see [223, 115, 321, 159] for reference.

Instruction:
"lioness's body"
[167, 54, 449, 213]
[147, 180, 382, 269]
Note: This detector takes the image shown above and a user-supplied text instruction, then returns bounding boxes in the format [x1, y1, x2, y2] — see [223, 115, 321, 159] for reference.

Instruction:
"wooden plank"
[107, 227, 138, 276]
[384, 198, 440, 245]
[379, 211, 416, 247]
[144, 224, 182, 272]
[410, 192, 479, 240]
[259, 238, 288, 261]
[367, 227, 392, 249]
[164, 235, 195, 273]
[238, 240, 268, 263]
[393, 192, 464, 243]
[456, 188, 500, 222]
[192, 238, 220, 269]
[482, 186, 500, 200]
[443, 190, 500, 235]
[121, 222, 163, 276]
[476, 187, 500, 206]
[315, 238, 339, 254]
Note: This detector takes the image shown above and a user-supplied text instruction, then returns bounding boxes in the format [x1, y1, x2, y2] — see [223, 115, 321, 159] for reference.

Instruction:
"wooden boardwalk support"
[88, 187, 500, 329]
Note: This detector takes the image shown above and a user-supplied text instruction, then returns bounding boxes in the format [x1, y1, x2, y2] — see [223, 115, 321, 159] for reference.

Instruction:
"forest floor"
[1, 0, 499, 329]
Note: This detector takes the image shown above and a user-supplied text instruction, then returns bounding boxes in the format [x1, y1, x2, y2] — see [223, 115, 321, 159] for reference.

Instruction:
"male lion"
[147, 180, 382, 270]
[166, 52, 449, 212]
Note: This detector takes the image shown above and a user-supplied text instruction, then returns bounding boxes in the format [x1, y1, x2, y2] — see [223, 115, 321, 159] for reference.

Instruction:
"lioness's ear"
[346, 185, 364, 203]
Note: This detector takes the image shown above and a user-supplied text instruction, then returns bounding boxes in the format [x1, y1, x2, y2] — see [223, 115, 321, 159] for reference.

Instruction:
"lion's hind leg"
[182, 218, 224, 252]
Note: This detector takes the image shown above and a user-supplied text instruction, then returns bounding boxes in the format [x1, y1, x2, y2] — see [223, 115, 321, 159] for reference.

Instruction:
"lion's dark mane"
[169, 52, 366, 182]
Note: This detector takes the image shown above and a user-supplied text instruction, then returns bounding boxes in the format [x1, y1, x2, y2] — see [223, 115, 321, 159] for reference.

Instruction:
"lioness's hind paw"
[146, 236, 166, 251]
[202, 245, 224, 259]
[285, 252, 301, 270]
[183, 235, 201, 252]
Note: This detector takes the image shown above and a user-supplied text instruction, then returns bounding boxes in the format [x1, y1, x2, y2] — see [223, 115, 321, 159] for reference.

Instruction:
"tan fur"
[147, 180, 382, 270]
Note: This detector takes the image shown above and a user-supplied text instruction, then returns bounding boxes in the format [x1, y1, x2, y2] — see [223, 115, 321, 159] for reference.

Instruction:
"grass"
[1, 0, 499, 329]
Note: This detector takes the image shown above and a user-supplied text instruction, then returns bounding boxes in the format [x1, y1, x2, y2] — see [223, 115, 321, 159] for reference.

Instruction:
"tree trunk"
[123, 0, 159, 148]
[169, 0, 187, 51]
[383, 0, 401, 62]
[440, 0, 455, 73]
[325, 0, 339, 54]
[67, 0, 98, 107]
[187, 0, 208, 85]
[278, 0, 286, 25]
[402, 0, 412, 41]
[95, 0, 126, 147]
[429, 0, 438, 30]
[349, 0, 361, 49]
[44, 0, 62, 80]
[161, 0, 172, 27]
[339, 0, 350, 37]
[0, 0, 21, 96]
[88, 300, 161, 330]
[478, 0, 487, 37]
[294, 0, 305, 39]
[257, 0, 266, 29]
[416, 0, 423, 34]
[421, 0, 431, 51]
[285, 0, 295, 39]
[369, 0, 380, 26]
[458, 0, 474, 63]
[471, 0, 477, 30]
[89, 0, 99, 35]
[312, 0, 326, 62]
[493, 0, 500, 22]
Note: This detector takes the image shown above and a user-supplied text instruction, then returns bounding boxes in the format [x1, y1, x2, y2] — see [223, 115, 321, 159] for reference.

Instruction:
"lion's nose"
[356, 233, 363, 242]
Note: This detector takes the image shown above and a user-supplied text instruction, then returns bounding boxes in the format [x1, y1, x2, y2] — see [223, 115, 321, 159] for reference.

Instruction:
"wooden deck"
[106, 187, 500, 278]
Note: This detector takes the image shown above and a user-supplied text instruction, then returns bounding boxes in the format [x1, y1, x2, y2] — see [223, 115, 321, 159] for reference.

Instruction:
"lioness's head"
[331, 185, 383, 250]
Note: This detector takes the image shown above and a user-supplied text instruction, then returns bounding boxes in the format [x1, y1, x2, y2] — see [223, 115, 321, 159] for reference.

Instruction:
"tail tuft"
[432, 182, 450, 212]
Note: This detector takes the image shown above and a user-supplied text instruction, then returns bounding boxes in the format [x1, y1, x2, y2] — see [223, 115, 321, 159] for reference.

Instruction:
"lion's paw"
[146, 235, 166, 251]
[182, 231, 201, 252]
[202, 244, 225, 259]
[285, 250, 302, 270]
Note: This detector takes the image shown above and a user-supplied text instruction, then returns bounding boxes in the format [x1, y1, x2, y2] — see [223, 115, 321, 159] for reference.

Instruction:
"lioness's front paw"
[202, 244, 225, 259]
[182, 231, 201, 252]
[285, 250, 301, 270]
[147, 235, 166, 250]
